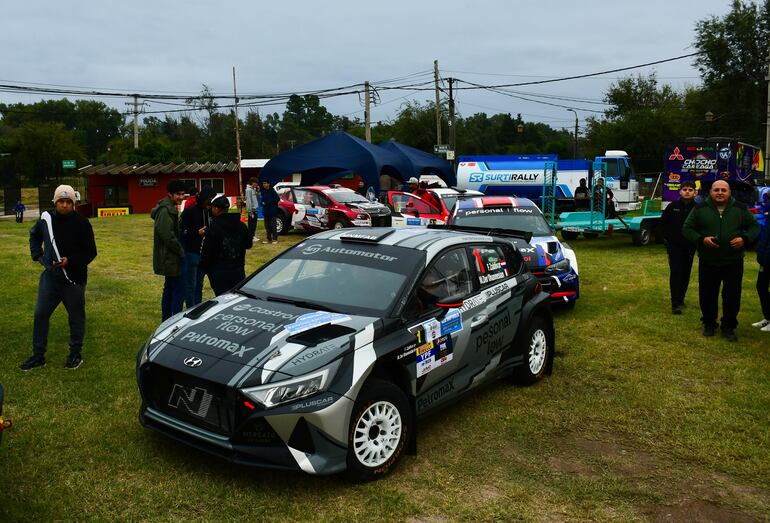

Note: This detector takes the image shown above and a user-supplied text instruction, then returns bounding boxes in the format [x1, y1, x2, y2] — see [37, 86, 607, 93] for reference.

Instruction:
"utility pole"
[132, 95, 140, 149]
[567, 109, 578, 159]
[364, 81, 371, 143]
[434, 60, 442, 146]
[232, 67, 243, 202]
[765, 40, 770, 183]
[448, 77, 456, 169]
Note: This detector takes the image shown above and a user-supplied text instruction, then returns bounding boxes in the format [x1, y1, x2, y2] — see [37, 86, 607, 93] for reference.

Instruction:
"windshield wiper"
[266, 296, 339, 313]
[234, 288, 259, 300]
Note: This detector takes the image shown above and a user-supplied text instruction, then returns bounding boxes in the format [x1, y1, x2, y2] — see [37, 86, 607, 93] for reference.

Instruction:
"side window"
[603, 160, 618, 179]
[391, 193, 410, 213]
[469, 245, 515, 286]
[405, 248, 473, 318]
[317, 194, 333, 207]
[409, 195, 439, 214]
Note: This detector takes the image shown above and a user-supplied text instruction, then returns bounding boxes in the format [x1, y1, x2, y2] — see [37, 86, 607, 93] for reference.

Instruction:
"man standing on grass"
[200, 195, 253, 295]
[180, 185, 215, 308]
[661, 181, 697, 314]
[245, 177, 260, 242]
[152, 179, 187, 321]
[21, 185, 97, 371]
[682, 180, 760, 341]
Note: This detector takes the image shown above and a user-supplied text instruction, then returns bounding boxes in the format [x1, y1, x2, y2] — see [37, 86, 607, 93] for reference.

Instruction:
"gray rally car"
[136, 227, 554, 480]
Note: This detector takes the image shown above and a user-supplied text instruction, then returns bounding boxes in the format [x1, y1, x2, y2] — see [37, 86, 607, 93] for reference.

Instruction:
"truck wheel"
[631, 225, 652, 246]
[345, 379, 411, 482]
[512, 316, 553, 385]
[561, 230, 579, 241]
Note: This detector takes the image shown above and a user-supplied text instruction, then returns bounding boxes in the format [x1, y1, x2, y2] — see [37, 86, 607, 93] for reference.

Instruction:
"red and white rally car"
[380, 188, 483, 227]
[278, 185, 391, 233]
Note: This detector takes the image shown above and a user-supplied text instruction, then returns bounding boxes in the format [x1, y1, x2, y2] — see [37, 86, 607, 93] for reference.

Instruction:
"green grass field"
[1, 215, 768, 522]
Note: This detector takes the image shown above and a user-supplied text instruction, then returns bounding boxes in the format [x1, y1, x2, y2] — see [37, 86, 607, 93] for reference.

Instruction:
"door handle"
[471, 314, 488, 327]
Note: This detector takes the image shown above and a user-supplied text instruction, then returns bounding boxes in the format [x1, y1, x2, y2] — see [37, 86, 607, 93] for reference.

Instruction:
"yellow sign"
[97, 207, 130, 217]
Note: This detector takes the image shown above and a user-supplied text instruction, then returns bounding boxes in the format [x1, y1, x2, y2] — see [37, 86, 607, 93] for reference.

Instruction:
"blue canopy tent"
[259, 132, 412, 193]
[378, 140, 456, 187]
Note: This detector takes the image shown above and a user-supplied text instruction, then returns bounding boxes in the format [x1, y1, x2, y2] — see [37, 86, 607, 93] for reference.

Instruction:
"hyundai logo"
[184, 356, 203, 368]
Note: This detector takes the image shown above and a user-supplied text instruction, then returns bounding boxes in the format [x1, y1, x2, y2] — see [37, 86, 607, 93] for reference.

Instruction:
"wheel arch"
[366, 360, 417, 454]
[512, 295, 555, 376]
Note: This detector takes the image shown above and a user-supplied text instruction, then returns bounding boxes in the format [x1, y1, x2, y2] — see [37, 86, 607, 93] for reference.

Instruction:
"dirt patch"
[641, 499, 755, 522]
[547, 455, 598, 477]
[406, 516, 449, 523]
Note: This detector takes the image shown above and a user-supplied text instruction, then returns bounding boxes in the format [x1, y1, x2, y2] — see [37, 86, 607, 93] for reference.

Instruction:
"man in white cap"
[21, 185, 97, 370]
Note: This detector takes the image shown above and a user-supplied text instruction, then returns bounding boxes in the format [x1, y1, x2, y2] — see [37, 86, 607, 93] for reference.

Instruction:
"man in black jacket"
[180, 185, 216, 307]
[21, 185, 97, 370]
[661, 181, 696, 314]
[201, 196, 253, 296]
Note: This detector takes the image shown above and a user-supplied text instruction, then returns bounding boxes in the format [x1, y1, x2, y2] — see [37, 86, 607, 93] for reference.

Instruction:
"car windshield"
[439, 195, 458, 212]
[452, 206, 553, 236]
[327, 191, 369, 203]
[240, 240, 423, 316]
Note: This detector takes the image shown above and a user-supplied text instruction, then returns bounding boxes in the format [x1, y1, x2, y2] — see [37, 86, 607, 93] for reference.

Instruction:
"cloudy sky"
[1, 1, 732, 132]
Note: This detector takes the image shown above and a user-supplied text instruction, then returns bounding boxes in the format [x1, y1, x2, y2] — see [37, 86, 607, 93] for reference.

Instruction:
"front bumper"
[137, 363, 353, 475]
[532, 270, 579, 303]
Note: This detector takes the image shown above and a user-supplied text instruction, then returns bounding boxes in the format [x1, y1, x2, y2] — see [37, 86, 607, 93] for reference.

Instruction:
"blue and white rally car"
[136, 227, 554, 480]
[448, 196, 580, 307]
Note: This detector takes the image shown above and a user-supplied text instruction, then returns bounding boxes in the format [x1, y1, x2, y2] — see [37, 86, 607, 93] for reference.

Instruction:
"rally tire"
[345, 379, 411, 482]
[561, 229, 579, 241]
[332, 217, 350, 230]
[512, 315, 553, 385]
[273, 216, 285, 235]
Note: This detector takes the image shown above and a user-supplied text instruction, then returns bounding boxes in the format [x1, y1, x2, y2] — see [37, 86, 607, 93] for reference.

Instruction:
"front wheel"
[346, 379, 411, 482]
[273, 215, 286, 235]
[512, 316, 553, 385]
[332, 218, 350, 230]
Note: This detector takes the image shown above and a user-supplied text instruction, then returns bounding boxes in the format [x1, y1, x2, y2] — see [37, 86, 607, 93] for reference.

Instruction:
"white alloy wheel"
[352, 400, 402, 467]
[333, 220, 346, 229]
[528, 328, 548, 375]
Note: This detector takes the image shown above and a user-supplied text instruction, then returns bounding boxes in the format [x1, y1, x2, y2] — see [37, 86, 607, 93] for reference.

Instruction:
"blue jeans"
[181, 252, 205, 308]
[161, 275, 184, 321]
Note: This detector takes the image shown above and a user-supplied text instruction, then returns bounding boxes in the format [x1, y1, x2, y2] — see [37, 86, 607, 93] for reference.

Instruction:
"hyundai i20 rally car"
[136, 227, 554, 480]
[448, 196, 580, 306]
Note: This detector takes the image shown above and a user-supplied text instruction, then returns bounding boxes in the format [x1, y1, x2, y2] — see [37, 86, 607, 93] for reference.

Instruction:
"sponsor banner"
[97, 207, 130, 217]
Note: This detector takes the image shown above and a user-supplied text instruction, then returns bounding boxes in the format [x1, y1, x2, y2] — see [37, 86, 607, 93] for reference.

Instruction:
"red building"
[80, 161, 266, 215]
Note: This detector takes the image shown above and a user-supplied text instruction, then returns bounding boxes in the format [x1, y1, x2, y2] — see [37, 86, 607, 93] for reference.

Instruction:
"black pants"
[33, 269, 86, 356]
[667, 243, 695, 306]
[698, 259, 743, 330]
[757, 265, 770, 320]
[264, 215, 278, 241]
[247, 212, 258, 238]
[208, 267, 246, 296]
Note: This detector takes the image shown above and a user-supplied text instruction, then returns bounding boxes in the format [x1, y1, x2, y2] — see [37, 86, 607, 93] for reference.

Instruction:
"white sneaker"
[751, 319, 770, 328]
[761, 323, 770, 332]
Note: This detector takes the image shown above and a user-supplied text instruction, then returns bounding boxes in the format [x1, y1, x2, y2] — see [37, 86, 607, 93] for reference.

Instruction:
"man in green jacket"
[151, 179, 187, 320]
[682, 180, 761, 341]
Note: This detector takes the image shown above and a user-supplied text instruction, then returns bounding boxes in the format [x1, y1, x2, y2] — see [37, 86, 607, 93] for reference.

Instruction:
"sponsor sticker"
[406, 217, 422, 226]
[284, 311, 351, 334]
[440, 308, 462, 336]
[416, 336, 453, 378]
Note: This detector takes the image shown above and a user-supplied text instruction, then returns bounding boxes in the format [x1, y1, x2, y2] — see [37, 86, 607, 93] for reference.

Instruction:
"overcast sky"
[1, 0, 732, 133]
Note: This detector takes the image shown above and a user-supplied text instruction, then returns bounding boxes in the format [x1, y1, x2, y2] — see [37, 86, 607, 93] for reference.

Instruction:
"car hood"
[145, 293, 380, 387]
[347, 201, 390, 213]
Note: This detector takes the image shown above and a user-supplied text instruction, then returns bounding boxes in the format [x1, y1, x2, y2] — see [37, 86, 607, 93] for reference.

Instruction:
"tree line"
[1, 0, 767, 184]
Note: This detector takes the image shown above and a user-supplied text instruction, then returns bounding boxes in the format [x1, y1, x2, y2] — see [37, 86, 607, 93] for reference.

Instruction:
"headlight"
[138, 339, 151, 366]
[545, 258, 570, 274]
[241, 368, 332, 409]
[356, 213, 368, 220]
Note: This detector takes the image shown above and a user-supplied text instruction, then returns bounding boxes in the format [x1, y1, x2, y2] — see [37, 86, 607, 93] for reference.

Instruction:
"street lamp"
[705, 111, 714, 138]
[567, 109, 578, 159]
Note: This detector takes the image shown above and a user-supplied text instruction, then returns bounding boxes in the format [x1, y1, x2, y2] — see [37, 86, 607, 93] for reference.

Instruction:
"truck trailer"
[455, 151, 642, 213]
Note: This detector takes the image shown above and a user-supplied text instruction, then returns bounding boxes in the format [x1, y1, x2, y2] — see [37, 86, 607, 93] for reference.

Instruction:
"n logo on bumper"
[168, 384, 214, 418]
